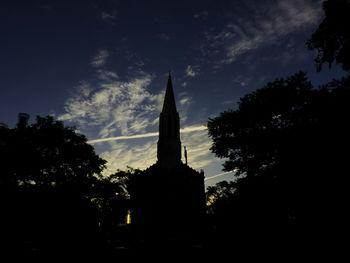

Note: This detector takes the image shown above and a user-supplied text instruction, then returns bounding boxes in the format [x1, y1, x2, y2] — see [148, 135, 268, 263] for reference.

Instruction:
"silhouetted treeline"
[307, 0, 350, 72]
[206, 0, 350, 253]
[206, 73, 350, 252]
[0, 115, 135, 256]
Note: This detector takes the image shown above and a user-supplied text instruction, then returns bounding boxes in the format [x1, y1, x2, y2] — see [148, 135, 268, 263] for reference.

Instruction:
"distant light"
[126, 210, 131, 225]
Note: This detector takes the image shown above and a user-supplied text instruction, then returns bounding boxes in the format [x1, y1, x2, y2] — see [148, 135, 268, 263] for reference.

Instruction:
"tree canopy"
[208, 71, 318, 175]
[0, 114, 106, 192]
[206, 0, 350, 250]
[0, 114, 136, 255]
[207, 71, 350, 247]
[307, 0, 350, 72]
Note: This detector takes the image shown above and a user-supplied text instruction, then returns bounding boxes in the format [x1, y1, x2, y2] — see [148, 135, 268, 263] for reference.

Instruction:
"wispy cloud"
[58, 60, 213, 175]
[179, 97, 191, 106]
[102, 12, 116, 20]
[202, 0, 322, 65]
[177, 93, 193, 123]
[100, 139, 158, 175]
[181, 128, 216, 170]
[194, 10, 208, 19]
[158, 33, 170, 41]
[185, 65, 198, 77]
[91, 49, 110, 68]
[96, 69, 119, 81]
[59, 70, 162, 173]
[98, 127, 213, 175]
[101, 11, 117, 25]
[59, 72, 161, 138]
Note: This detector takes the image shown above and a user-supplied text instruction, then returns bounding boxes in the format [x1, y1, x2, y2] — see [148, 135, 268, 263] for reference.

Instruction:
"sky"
[0, 0, 346, 187]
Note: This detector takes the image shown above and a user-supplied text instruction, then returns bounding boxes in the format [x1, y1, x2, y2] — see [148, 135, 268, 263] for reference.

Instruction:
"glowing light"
[126, 210, 131, 224]
[206, 195, 216, 207]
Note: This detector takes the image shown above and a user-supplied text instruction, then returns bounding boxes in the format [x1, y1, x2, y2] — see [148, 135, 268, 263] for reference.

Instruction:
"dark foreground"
[2, 223, 336, 260]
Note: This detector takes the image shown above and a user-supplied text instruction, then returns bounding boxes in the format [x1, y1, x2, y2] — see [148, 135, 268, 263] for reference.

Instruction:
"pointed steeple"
[157, 72, 181, 167]
[162, 72, 177, 113]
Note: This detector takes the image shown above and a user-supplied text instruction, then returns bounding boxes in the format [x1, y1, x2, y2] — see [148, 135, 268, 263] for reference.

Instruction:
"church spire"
[157, 72, 181, 167]
[162, 72, 177, 113]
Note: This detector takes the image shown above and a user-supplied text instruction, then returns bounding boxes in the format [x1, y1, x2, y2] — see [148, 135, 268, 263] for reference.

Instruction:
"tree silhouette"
[0, 114, 108, 255]
[95, 167, 142, 242]
[206, 181, 236, 213]
[307, 0, 350, 72]
[208, 72, 316, 175]
[207, 71, 350, 249]
[0, 114, 106, 189]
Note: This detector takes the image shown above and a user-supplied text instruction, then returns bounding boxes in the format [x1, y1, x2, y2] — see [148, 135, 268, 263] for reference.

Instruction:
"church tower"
[157, 73, 181, 167]
[130, 73, 205, 245]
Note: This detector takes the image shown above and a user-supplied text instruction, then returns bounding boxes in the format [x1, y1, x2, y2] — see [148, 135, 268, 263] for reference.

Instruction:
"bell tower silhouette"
[157, 73, 181, 167]
[130, 72, 205, 245]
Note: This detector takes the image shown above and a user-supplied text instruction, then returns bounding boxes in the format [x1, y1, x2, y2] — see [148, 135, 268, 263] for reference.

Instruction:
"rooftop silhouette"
[130, 73, 205, 247]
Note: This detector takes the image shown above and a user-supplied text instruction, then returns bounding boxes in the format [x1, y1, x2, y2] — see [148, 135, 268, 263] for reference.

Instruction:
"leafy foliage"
[307, 0, 350, 72]
[207, 72, 350, 246]
[0, 115, 106, 191]
[206, 180, 236, 215]
[0, 114, 139, 254]
[208, 71, 317, 175]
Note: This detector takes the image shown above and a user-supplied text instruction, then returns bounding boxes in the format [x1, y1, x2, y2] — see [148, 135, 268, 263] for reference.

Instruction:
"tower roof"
[157, 72, 181, 166]
[161, 73, 177, 113]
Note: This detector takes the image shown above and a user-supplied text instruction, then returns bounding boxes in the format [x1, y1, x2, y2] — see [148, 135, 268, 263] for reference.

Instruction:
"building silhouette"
[130, 73, 205, 244]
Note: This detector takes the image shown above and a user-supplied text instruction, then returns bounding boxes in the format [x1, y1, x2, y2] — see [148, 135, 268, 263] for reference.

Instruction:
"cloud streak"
[204, 171, 232, 181]
[91, 49, 110, 68]
[202, 0, 322, 65]
[88, 125, 207, 144]
[98, 127, 214, 176]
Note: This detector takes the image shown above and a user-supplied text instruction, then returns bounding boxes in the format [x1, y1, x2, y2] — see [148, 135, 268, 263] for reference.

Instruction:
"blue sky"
[0, 0, 346, 187]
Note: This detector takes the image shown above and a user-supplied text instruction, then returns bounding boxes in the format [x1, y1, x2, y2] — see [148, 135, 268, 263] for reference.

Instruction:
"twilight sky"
[0, 0, 346, 187]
